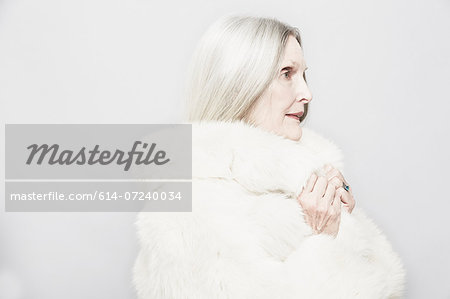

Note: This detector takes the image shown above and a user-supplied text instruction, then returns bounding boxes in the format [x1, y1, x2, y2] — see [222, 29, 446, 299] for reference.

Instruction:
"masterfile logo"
[25, 141, 170, 171]
[4, 124, 192, 212]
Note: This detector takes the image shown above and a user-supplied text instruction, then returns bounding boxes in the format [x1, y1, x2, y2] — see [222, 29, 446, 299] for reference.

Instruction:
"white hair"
[182, 14, 308, 124]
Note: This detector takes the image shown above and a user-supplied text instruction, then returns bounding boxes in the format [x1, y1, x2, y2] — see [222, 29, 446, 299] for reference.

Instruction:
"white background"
[1, 0, 449, 298]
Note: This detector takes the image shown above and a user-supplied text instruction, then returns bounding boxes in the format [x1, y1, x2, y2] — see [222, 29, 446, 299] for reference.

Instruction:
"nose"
[295, 75, 313, 104]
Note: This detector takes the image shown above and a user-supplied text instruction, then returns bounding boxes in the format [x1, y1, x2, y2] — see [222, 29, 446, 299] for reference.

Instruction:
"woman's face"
[249, 35, 312, 141]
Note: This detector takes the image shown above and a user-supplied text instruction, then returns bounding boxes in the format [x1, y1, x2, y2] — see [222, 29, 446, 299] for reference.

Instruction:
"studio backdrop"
[0, 0, 449, 298]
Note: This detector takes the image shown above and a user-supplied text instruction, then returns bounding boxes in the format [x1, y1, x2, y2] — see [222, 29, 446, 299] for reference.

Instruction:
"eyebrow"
[281, 63, 309, 72]
[284, 60, 307, 68]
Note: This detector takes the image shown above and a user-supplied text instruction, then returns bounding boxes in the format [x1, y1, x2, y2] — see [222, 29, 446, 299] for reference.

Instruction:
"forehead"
[281, 35, 305, 67]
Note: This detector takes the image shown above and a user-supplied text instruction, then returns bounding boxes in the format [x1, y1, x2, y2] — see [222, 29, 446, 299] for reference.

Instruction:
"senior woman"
[133, 15, 406, 298]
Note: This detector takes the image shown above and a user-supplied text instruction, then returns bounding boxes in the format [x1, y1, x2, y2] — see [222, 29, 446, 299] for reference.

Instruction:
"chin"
[286, 127, 302, 141]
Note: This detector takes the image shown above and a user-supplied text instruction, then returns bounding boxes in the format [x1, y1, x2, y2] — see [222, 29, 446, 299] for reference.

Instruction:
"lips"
[285, 111, 304, 121]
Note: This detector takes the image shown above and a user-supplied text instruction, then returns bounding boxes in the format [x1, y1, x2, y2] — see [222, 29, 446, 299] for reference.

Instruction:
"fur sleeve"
[132, 208, 405, 299]
[284, 208, 406, 299]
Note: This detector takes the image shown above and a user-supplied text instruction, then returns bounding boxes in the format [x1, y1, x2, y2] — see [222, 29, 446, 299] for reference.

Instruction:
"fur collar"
[191, 120, 345, 198]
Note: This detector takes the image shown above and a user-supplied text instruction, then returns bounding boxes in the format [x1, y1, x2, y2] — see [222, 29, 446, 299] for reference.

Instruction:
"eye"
[283, 71, 291, 79]
[281, 66, 295, 80]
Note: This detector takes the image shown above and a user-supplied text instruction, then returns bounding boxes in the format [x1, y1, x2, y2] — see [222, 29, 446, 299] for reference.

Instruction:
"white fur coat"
[133, 120, 406, 299]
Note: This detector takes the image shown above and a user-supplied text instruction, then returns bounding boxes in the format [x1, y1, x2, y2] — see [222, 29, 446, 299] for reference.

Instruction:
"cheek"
[271, 89, 295, 117]
[274, 83, 295, 102]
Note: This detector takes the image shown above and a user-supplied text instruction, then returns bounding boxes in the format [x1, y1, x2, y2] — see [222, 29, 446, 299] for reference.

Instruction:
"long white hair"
[182, 14, 309, 124]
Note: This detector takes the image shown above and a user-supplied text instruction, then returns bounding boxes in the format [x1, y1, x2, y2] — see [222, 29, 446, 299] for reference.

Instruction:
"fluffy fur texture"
[133, 120, 406, 299]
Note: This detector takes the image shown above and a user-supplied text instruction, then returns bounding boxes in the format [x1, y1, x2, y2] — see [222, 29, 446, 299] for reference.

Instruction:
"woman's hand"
[323, 164, 355, 214]
[296, 173, 344, 237]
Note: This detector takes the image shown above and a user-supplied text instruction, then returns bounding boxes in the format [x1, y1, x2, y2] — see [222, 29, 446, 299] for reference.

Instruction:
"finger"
[332, 172, 352, 212]
[339, 190, 351, 213]
[323, 181, 337, 205]
[333, 187, 344, 213]
[317, 183, 336, 231]
[325, 167, 349, 187]
[348, 193, 355, 213]
[312, 175, 328, 197]
[324, 167, 340, 184]
[311, 176, 327, 231]
[333, 169, 349, 187]
[304, 173, 318, 193]
[340, 189, 352, 205]
[338, 184, 355, 212]
[328, 176, 342, 189]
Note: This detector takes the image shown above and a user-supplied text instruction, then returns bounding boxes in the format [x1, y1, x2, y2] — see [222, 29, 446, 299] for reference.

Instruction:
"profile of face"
[248, 35, 313, 141]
